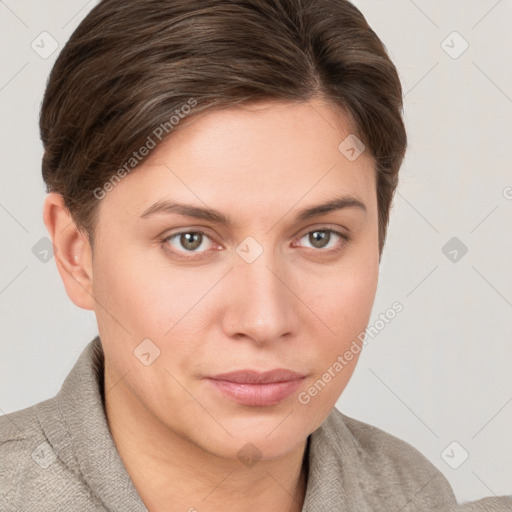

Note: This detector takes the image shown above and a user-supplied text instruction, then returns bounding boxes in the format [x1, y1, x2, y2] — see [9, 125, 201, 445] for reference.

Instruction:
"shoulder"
[324, 408, 447, 474]
[0, 401, 100, 512]
[456, 496, 512, 511]
[320, 408, 458, 511]
[335, 410, 444, 474]
[0, 403, 44, 482]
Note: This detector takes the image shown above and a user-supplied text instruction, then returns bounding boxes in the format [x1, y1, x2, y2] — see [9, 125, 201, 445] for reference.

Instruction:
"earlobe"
[43, 193, 95, 311]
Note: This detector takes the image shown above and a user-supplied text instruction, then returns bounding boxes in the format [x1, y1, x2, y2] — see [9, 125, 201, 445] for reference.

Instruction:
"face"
[91, 98, 379, 461]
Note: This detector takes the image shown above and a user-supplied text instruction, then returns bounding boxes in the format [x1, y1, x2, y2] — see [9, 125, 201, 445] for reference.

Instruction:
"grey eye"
[166, 231, 213, 253]
[179, 232, 203, 251]
[308, 230, 331, 249]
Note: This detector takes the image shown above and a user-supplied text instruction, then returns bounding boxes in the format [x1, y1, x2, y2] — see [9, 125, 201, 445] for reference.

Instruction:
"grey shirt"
[1, 337, 510, 511]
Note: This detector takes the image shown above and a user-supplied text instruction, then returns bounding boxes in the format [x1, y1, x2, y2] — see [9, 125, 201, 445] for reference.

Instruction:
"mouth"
[205, 369, 306, 407]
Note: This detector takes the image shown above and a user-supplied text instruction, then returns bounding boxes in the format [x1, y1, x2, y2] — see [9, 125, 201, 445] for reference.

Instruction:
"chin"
[188, 415, 311, 462]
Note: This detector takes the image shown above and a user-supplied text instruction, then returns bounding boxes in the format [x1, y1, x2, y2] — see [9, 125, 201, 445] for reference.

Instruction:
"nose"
[221, 248, 299, 345]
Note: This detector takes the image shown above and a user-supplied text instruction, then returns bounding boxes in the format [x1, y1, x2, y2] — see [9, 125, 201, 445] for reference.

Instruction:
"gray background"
[1, 0, 511, 503]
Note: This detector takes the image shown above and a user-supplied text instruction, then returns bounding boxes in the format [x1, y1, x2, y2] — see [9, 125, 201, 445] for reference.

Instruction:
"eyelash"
[160, 228, 350, 260]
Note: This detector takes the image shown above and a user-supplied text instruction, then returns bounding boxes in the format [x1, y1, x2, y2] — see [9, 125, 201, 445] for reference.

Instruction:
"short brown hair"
[40, 0, 406, 256]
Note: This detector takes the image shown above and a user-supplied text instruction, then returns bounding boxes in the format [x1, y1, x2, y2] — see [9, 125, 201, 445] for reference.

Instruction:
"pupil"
[310, 230, 329, 248]
[181, 232, 202, 250]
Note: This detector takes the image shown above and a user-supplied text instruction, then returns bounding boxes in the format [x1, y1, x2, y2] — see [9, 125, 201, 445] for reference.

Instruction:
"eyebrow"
[140, 195, 366, 225]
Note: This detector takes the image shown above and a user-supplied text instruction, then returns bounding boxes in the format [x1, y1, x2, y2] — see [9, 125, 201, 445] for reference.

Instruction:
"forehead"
[97, 98, 377, 223]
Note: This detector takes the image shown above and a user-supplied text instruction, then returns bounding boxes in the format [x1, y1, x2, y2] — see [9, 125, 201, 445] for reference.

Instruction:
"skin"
[44, 97, 380, 512]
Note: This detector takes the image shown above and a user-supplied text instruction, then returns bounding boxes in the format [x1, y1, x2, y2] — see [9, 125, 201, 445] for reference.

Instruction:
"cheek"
[300, 251, 378, 410]
[90, 244, 170, 359]
[314, 254, 378, 344]
[91, 245, 222, 353]
[302, 212, 379, 341]
[337, 268, 378, 332]
[92, 241, 166, 323]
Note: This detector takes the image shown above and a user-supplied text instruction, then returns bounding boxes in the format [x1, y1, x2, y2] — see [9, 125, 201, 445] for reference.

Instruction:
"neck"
[104, 371, 309, 512]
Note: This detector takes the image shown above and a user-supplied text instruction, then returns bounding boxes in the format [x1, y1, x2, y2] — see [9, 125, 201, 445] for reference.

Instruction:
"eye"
[164, 231, 215, 253]
[161, 227, 348, 260]
[295, 229, 348, 251]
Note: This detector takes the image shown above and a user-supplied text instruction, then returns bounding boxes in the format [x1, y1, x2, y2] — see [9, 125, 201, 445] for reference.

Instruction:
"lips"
[210, 369, 305, 384]
[206, 369, 306, 406]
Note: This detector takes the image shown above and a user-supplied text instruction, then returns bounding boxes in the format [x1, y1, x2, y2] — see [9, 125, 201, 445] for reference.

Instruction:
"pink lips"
[206, 369, 305, 407]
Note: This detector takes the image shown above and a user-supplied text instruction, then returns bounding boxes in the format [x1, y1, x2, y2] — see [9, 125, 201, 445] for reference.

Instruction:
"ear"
[43, 193, 95, 310]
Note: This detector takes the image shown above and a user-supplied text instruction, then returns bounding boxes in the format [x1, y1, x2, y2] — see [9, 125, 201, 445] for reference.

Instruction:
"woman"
[1, 0, 510, 510]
